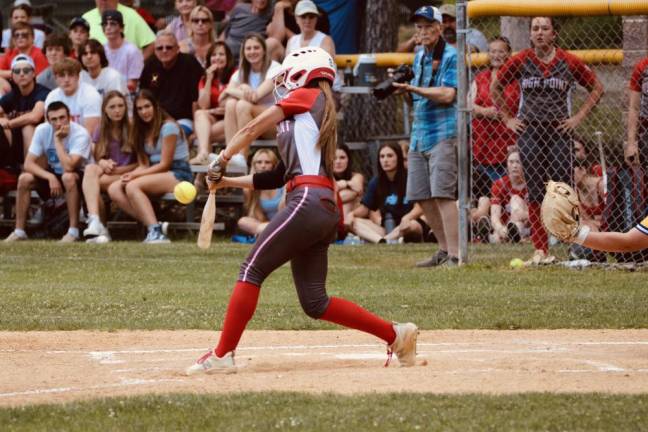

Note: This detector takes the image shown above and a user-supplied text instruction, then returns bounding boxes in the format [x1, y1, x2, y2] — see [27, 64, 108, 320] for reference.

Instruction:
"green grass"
[2, 393, 648, 432]
[1, 241, 647, 330]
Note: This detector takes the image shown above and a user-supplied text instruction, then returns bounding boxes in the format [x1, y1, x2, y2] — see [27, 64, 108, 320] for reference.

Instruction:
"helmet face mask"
[273, 47, 336, 92]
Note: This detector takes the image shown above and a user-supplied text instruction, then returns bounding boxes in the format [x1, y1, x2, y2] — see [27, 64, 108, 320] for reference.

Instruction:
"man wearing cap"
[101, 10, 144, 94]
[82, 0, 156, 59]
[0, 22, 49, 80]
[439, 3, 488, 53]
[4, 100, 91, 243]
[0, 54, 49, 161]
[140, 31, 203, 134]
[392, 6, 460, 267]
[1, 1, 46, 50]
[44, 58, 102, 137]
[69, 17, 91, 58]
[38, 33, 73, 91]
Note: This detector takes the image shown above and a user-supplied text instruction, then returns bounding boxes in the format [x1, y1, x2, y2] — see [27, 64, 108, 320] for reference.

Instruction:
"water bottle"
[344, 60, 354, 86]
[383, 212, 396, 234]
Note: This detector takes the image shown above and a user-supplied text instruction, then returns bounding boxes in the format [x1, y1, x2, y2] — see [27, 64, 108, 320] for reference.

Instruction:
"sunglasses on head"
[13, 32, 30, 39]
[191, 17, 210, 24]
[155, 45, 176, 52]
[12, 67, 33, 75]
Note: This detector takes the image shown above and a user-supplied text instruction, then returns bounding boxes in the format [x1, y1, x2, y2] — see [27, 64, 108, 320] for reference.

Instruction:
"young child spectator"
[82, 90, 137, 243]
[346, 142, 423, 244]
[489, 149, 530, 243]
[37, 33, 72, 91]
[224, 0, 283, 62]
[164, 0, 198, 43]
[140, 30, 204, 136]
[333, 143, 363, 219]
[0, 54, 49, 161]
[190, 41, 236, 165]
[267, 0, 329, 47]
[107, 90, 191, 244]
[102, 10, 144, 95]
[79, 40, 128, 98]
[237, 149, 285, 237]
[0, 23, 49, 80]
[1, 1, 46, 50]
[470, 36, 518, 204]
[4, 101, 91, 242]
[222, 33, 281, 170]
[45, 58, 102, 136]
[68, 17, 91, 58]
[83, 0, 156, 59]
[179, 5, 216, 68]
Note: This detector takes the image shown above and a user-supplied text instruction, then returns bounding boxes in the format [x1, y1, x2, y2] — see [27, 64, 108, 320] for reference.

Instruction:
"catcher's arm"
[578, 227, 648, 252]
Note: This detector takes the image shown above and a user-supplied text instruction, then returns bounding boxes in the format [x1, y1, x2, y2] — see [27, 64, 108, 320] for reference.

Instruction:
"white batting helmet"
[273, 47, 337, 91]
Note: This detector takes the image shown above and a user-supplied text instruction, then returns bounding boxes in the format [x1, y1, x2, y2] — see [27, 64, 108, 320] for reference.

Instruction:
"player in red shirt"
[627, 56, 648, 168]
[489, 149, 529, 243]
[491, 16, 604, 264]
[185, 47, 419, 375]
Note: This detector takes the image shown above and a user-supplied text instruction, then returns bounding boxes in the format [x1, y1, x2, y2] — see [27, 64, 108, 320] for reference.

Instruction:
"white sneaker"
[83, 218, 106, 237]
[387, 322, 419, 367]
[4, 231, 27, 242]
[186, 350, 236, 376]
[86, 234, 111, 244]
[227, 153, 248, 174]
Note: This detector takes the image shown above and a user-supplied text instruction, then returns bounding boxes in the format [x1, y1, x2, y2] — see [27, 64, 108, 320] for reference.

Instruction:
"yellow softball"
[174, 181, 197, 205]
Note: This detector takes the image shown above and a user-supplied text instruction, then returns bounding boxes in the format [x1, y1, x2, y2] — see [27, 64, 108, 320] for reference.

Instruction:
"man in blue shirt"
[393, 5, 459, 267]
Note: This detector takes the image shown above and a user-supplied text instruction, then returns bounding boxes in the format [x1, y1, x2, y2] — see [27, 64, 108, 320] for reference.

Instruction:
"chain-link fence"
[460, 9, 648, 264]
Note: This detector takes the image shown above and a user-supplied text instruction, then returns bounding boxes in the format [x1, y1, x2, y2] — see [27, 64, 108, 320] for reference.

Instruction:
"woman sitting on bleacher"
[179, 5, 217, 68]
[107, 90, 191, 244]
[345, 142, 424, 244]
[236, 148, 284, 239]
[221, 33, 281, 172]
[333, 143, 363, 220]
[190, 41, 236, 165]
[82, 90, 137, 244]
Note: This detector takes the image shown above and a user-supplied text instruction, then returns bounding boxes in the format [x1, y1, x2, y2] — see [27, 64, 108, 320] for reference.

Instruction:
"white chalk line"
[0, 378, 185, 399]
[2, 339, 648, 355]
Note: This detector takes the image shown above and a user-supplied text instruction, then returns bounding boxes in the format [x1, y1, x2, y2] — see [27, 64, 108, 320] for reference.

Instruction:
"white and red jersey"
[497, 47, 597, 123]
[630, 58, 648, 120]
[275, 87, 328, 179]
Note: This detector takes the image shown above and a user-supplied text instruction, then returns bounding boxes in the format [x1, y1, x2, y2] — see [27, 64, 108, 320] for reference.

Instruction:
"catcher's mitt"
[541, 181, 581, 242]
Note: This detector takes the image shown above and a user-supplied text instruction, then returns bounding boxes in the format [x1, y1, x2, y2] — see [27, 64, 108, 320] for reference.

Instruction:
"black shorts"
[34, 170, 84, 200]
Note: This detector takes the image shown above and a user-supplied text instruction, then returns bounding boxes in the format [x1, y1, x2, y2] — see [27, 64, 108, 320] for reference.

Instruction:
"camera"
[372, 65, 414, 100]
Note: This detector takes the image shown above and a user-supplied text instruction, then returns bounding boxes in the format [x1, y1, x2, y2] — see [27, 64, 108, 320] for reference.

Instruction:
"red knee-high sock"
[320, 297, 396, 344]
[528, 202, 548, 253]
[215, 281, 260, 357]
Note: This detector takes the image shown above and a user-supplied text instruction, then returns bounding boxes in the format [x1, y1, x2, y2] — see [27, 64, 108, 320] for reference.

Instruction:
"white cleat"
[185, 350, 236, 376]
[387, 322, 419, 367]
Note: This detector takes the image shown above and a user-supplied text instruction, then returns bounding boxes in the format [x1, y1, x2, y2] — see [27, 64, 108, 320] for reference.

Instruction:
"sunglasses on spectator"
[155, 45, 176, 52]
[12, 32, 30, 39]
[12, 67, 33, 75]
[191, 17, 210, 24]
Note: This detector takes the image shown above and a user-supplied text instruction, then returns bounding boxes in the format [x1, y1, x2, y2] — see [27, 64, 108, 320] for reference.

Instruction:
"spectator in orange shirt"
[0, 22, 49, 80]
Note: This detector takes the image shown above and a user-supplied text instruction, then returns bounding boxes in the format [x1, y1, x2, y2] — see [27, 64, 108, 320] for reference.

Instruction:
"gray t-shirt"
[225, 3, 272, 61]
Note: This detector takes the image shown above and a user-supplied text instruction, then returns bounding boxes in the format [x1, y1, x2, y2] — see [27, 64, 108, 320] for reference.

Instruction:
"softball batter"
[186, 47, 418, 375]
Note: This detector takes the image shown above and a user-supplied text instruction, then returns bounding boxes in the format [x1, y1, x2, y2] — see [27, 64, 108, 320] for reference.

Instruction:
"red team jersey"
[490, 175, 528, 221]
[497, 47, 597, 123]
[630, 58, 648, 120]
[472, 69, 519, 165]
[275, 87, 328, 179]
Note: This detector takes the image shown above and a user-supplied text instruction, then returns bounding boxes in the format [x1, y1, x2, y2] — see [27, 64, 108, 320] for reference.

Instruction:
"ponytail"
[316, 80, 337, 178]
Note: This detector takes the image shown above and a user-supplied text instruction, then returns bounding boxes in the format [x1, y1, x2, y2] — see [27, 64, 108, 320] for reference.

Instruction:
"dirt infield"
[1, 329, 648, 407]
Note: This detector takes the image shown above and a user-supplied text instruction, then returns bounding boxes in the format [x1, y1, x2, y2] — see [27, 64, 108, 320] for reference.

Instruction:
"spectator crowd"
[0, 1, 644, 266]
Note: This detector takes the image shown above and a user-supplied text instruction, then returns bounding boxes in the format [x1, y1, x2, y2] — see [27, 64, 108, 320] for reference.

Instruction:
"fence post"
[456, 0, 470, 264]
